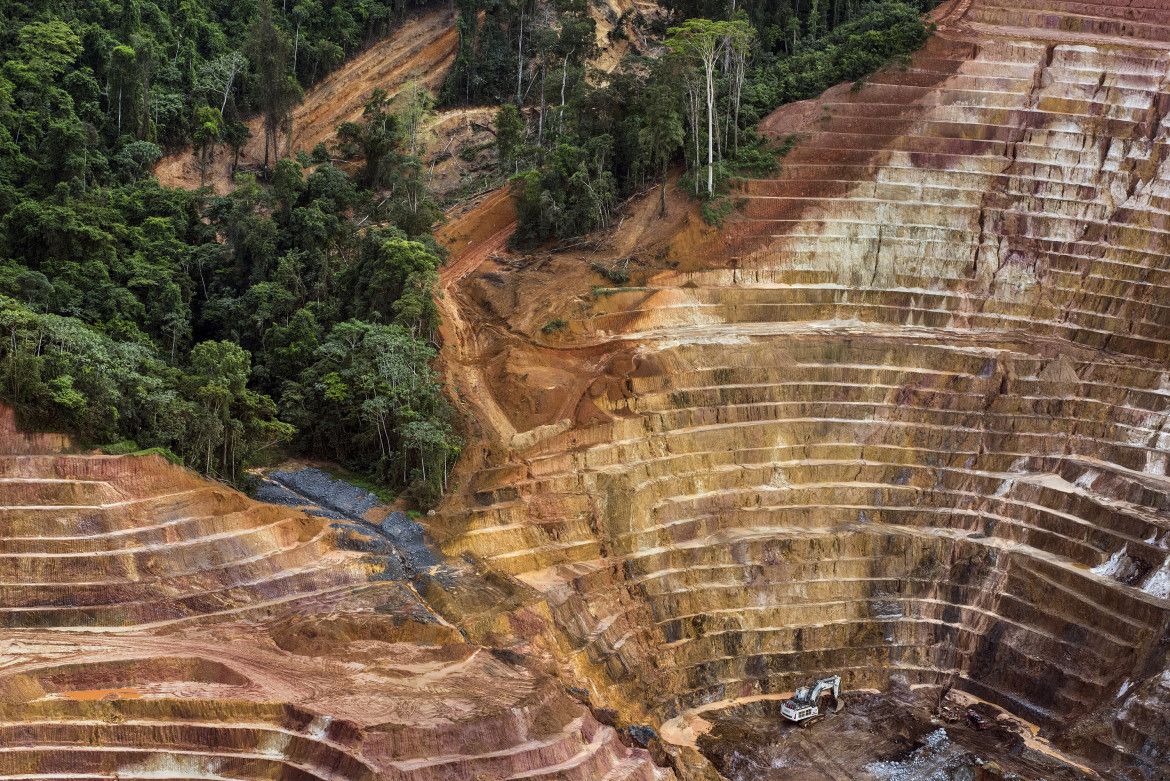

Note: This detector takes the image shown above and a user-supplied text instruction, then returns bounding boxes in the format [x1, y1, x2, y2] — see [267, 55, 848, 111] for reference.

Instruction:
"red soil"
[154, 10, 458, 192]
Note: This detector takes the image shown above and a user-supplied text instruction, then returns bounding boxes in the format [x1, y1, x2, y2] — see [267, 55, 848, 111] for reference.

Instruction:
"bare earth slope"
[432, 0, 1170, 778]
[0, 405, 671, 780]
[155, 0, 647, 194]
[155, 9, 458, 191]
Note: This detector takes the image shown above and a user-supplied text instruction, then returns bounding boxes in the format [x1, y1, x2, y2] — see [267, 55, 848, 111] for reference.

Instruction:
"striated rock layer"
[0, 405, 671, 781]
[434, 0, 1170, 778]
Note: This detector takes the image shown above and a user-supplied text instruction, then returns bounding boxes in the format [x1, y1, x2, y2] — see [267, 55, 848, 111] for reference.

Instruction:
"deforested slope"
[155, 9, 459, 192]
[434, 1, 1170, 778]
[0, 407, 672, 781]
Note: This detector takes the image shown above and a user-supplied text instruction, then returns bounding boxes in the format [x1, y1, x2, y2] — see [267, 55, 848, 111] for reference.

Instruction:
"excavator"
[780, 675, 845, 727]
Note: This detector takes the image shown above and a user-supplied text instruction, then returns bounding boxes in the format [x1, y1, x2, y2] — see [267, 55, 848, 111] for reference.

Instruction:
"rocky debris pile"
[332, 511, 439, 581]
[258, 468, 384, 519]
[865, 729, 984, 781]
[258, 467, 439, 581]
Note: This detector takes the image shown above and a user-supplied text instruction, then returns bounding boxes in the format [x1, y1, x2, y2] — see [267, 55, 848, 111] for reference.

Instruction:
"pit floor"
[696, 686, 1101, 781]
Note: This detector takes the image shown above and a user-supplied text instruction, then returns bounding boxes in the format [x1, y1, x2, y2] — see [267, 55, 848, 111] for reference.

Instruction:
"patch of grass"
[592, 286, 648, 298]
[590, 261, 630, 284]
[701, 197, 734, 227]
[99, 439, 139, 455]
[98, 439, 182, 464]
[542, 318, 568, 334]
[316, 464, 397, 504]
[777, 133, 800, 157]
[132, 446, 182, 465]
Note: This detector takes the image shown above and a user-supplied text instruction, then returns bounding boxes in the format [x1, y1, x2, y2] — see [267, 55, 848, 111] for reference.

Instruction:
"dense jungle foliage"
[0, 0, 937, 504]
[0, 0, 460, 504]
[442, 0, 939, 241]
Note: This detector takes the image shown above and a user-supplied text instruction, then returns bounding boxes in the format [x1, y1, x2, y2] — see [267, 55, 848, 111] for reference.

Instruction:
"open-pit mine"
[7, 0, 1170, 778]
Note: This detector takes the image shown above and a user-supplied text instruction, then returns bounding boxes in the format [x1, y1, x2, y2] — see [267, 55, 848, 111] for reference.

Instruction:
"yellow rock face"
[434, 1, 1170, 776]
[0, 404, 673, 781]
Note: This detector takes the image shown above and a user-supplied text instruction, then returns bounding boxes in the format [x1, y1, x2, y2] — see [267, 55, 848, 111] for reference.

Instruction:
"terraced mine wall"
[10, 0, 1170, 777]
[431, 0, 1170, 777]
[0, 405, 671, 780]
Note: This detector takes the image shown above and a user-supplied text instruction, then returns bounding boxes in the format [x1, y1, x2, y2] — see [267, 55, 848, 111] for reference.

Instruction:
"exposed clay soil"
[154, 0, 657, 197]
[432, 172, 711, 447]
[155, 9, 459, 192]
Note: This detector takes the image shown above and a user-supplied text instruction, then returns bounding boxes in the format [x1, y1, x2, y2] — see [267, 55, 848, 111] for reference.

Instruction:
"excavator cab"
[780, 675, 844, 726]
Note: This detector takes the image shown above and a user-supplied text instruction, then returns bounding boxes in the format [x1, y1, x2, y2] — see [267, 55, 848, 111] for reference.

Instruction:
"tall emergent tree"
[665, 18, 753, 196]
[335, 88, 398, 189]
[245, 0, 303, 171]
[640, 75, 685, 216]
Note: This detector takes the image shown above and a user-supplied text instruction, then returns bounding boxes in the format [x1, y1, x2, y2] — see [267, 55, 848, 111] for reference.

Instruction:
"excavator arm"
[808, 675, 841, 705]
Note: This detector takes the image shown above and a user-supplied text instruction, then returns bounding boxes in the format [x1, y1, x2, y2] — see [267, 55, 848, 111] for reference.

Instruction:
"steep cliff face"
[433, 0, 1170, 777]
[15, 0, 1170, 777]
[0, 406, 671, 780]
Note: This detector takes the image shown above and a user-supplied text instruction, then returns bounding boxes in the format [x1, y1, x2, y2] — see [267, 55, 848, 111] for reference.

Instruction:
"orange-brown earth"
[0, 404, 672, 779]
[429, 0, 1170, 778]
[16, 0, 1170, 778]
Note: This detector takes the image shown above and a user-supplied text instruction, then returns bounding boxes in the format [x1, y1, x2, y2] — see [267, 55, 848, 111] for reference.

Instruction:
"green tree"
[193, 105, 223, 187]
[640, 76, 685, 216]
[198, 51, 249, 114]
[284, 319, 458, 506]
[398, 77, 434, 158]
[16, 21, 82, 83]
[222, 121, 252, 175]
[666, 19, 752, 196]
[495, 102, 525, 173]
[335, 88, 398, 189]
[245, 0, 303, 171]
[110, 44, 139, 135]
[187, 340, 292, 481]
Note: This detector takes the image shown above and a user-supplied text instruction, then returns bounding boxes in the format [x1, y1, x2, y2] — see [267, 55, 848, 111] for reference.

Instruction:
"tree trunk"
[141, 69, 151, 140]
[561, 50, 572, 105]
[659, 156, 667, 216]
[538, 62, 546, 147]
[516, 9, 524, 104]
[705, 64, 715, 195]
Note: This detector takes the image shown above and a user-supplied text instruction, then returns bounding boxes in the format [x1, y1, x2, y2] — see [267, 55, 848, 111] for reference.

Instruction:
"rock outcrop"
[0, 406, 670, 780]
[434, 0, 1170, 777]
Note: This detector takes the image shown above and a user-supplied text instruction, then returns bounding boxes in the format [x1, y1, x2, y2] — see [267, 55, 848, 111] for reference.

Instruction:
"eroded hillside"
[12, 0, 1170, 778]
[155, 0, 650, 195]
[0, 405, 671, 779]
[430, 0, 1170, 777]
